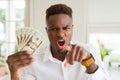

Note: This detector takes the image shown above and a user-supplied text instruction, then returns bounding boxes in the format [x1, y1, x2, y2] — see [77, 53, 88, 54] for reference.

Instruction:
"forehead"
[47, 14, 72, 26]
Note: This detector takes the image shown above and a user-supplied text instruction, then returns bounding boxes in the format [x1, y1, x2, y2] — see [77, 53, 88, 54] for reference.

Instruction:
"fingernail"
[64, 61, 70, 67]
[66, 46, 71, 52]
[26, 50, 30, 53]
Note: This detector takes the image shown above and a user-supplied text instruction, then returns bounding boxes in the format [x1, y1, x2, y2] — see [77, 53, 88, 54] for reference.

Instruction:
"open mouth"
[57, 39, 65, 48]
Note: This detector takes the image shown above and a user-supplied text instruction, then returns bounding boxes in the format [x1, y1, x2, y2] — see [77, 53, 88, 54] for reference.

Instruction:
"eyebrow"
[49, 24, 73, 27]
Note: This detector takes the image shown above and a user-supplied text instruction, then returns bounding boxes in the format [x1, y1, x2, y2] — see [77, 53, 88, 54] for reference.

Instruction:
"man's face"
[46, 14, 73, 53]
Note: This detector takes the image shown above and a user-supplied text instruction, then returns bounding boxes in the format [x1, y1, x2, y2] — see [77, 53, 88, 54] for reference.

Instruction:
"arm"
[65, 44, 111, 80]
[65, 44, 98, 73]
[84, 44, 111, 80]
[81, 54, 99, 74]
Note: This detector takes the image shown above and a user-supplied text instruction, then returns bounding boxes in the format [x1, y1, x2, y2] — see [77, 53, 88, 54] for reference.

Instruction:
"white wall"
[88, 0, 120, 23]
[29, 0, 120, 43]
[29, 0, 88, 44]
[87, 0, 120, 41]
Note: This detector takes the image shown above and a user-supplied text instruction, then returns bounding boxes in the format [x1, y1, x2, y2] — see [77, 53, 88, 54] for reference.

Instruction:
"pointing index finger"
[64, 45, 71, 67]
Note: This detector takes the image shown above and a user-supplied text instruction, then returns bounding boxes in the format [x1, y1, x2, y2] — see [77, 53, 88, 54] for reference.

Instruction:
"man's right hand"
[7, 51, 34, 79]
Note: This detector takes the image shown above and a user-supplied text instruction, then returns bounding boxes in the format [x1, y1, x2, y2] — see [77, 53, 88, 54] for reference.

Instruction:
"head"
[45, 4, 73, 54]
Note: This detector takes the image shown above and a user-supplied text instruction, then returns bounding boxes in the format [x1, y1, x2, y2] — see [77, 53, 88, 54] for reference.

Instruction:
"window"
[0, 0, 25, 57]
[88, 24, 120, 55]
[88, 25, 120, 70]
[89, 33, 120, 50]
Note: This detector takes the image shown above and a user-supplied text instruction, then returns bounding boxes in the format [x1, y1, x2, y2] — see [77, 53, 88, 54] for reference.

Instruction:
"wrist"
[81, 53, 95, 67]
[11, 74, 20, 80]
[86, 63, 98, 74]
[81, 53, 99, 73]
[10, 70, 20, 80]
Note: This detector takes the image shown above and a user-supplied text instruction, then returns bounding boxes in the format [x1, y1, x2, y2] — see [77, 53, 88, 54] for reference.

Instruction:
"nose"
[56, 29, 65, 38]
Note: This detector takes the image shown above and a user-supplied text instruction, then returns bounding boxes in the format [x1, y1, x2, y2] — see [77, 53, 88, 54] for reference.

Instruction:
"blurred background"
[0, 0, 120, 80]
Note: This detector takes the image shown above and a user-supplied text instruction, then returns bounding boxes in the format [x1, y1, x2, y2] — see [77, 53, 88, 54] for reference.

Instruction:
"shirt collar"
[43, 45, 62, 63]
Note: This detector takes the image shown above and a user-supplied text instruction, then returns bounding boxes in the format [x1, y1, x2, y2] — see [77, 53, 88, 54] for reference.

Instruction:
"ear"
[45, 27, 48, 33]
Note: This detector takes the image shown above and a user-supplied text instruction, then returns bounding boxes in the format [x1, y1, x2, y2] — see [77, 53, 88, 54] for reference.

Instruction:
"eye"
[51, 28, 57, 31]
[63, 26, 72, 31]
[48, 27, 59, 31]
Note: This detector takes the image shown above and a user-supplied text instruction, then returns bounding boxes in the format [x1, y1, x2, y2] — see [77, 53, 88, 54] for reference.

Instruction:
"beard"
[57, 49, 68, 55]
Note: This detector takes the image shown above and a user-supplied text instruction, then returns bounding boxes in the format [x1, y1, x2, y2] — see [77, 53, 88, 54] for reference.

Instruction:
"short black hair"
[46, 4, 73, 21]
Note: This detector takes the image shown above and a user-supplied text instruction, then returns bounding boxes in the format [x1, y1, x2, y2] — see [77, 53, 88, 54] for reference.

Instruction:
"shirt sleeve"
[20, 66, 36, 80]
[84, 66, 111, 80]
[83, 44, 111, 80]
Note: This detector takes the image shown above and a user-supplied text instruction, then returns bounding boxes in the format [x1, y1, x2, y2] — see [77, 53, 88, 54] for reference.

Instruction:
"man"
[7, 4, 110, 80]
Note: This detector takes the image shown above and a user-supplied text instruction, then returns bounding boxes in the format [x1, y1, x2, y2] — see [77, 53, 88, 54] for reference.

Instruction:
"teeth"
[57, 39, 65, 47]
[58, 39, 64, 42]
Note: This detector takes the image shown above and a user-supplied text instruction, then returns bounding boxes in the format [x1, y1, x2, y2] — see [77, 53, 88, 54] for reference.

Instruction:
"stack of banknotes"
[16, 27, 45, 54]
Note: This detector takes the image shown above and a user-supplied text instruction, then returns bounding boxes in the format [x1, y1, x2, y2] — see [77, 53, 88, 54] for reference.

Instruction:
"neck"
[50, 46, 67, 61]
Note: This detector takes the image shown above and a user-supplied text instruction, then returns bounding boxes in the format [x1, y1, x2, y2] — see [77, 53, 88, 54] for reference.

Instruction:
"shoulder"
[33, 45, 50, 58]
